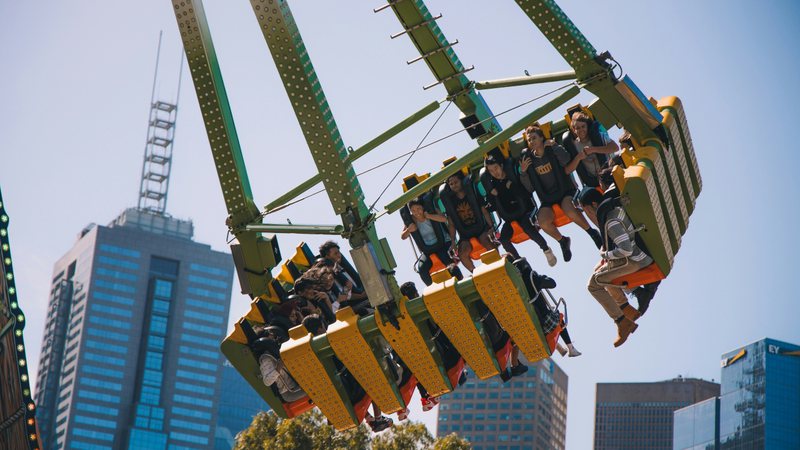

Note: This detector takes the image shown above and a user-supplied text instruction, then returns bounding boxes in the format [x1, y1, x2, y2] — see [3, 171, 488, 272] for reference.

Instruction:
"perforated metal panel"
[281, 327, 357, 430]
[249, 0, 364, 215]
[622, 164, 674, 274]
[658, 97, 702, 195]
[472, 252, 550, 363]
[514, 0, 599, 77]
[375, 297, 452, 397]
[327, 308, 403, 414]
[422, 278, 499, 379]
[171, 0, 258, 223]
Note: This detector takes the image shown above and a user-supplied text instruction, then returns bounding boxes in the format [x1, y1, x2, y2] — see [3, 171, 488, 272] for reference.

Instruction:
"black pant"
[499, 216, 548, 260]
[417, 247, 463, 286]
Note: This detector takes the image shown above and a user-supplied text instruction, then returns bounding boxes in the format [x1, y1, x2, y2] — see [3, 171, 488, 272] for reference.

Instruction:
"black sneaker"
[500, 368, 512, 383]
[587, 228, 603, 249]
[458, 370, 467, 386]
[559, 236, 572, 262]
[369, 416, 393, 432]
[510, 363, 529, 377]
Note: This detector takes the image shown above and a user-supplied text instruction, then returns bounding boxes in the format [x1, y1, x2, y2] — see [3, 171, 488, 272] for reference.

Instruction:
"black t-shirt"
[454, 198, 479, 227]
[488, 175, 530, 218]
[530, 145, 571, 197]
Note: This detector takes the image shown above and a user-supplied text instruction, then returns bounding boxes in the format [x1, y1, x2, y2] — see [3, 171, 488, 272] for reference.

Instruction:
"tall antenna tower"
[137, 31, 184, 214]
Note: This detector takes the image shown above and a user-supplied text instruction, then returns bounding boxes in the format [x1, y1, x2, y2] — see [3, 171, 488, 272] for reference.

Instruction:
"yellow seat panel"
[281, 326, 357, 430]
[423, 277, 499, 379]
[327, 307, 404, 414]
[375, 296, 452, 398]
[472, 250, 550, 363]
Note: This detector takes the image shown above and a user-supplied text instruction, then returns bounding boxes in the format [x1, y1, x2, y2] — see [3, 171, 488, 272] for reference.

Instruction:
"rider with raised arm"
[519, 125, 603, 261]
[482, 154, 556, 267]
[401, 198, 463, 285]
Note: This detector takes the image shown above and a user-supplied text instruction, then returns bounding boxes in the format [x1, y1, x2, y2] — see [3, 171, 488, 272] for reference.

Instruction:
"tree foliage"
[234, 410, 471, 450]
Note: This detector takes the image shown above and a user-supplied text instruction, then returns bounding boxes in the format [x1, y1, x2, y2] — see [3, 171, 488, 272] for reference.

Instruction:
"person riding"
[578, 171, 651, 347]
[482, 153, 557, 267]
[439, 171, 498, 272]
[519, 125, 604, 261]
[251, 329, 307, 403]
[562, 111, 619, 188]
[400, 198, 463, 285]
[318, 240, 368, 302]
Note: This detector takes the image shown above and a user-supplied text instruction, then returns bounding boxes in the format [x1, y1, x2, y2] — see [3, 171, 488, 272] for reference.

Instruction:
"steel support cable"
[261, 81, 576, 217]
[368, 100, 454, 212]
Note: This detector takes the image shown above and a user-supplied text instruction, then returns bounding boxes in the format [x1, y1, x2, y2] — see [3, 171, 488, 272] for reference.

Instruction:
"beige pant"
[587, 257, 652, 320]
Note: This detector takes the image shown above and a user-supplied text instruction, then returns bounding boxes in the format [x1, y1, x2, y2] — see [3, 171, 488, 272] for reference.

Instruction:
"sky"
[2, 1, 800, 448]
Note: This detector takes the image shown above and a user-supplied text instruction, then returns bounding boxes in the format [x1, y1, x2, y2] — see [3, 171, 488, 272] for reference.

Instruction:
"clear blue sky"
[2, 1, 799, 448]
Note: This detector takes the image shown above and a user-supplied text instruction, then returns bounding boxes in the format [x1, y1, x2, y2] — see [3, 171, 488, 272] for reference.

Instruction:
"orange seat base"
[510, 220, 528, 244]
[468, 237, 488, 260]
[495, 338, 513, 373]
[545, 314, 565, 354]
[428, 253, 446, 274]
[354, 394, 373, 424]
[446, 358, 467, 389]
[552, 204, 573, 228]
[399, 375, 418, 406]
[611, 263, 665, 288]
[283, 396, 315, 418]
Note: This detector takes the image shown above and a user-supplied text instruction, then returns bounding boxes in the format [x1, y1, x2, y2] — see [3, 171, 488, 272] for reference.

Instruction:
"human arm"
[519, 155, 534, 193]
[400, 222, 417, 240]
[424, 211, 448, 223]
[562, 145, 586, 175]
[447, 216, 457, 251]
[584, 130, 619, 156]
[601, 218, 634, 260]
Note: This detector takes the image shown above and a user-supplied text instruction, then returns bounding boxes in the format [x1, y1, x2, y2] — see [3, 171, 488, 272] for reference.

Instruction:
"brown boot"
[613, 317, 638, 347]
[622, 304, 641, 323]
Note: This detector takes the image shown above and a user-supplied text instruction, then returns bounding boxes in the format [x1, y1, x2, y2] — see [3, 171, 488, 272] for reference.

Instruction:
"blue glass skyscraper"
[34, 208, 235, 450]
[673, 338, 800, 450]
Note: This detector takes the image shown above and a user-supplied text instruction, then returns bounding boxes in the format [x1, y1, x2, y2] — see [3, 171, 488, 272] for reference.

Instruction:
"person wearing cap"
[482, 153, 556, 267]
[519, 125, 603, 262]
[578, 172, 650, 347]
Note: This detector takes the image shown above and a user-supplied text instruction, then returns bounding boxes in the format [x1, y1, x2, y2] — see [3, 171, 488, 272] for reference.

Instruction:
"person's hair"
[399, 281, 419, 299]
[447, 170, 465, 182]
[484, 155, 502, 167]
[250, 335, 281, 359]
[578, 186, 604, 206]
[318, 240, 340, 258]
[598, 167, 615, 188]
[571, 111, 592, 128]
[293, 277, 315, 294]
[301, 314, 324, 335]
[525, 125, 545, 140]
[407, 198, 424, 209]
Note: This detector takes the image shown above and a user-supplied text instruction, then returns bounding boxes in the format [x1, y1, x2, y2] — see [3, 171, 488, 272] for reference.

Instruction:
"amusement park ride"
[169, 0, 701, 431]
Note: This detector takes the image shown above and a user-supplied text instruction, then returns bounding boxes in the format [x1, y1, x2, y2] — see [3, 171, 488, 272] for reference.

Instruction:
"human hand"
[407, 223, 417, 233]
[520, 156, 532, 172]
[577, 150, 587, 161]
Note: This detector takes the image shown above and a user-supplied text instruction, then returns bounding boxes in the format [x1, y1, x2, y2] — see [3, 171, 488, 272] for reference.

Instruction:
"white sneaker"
[567, 343, 582, 357]
[556, 343, 567, 356]
[543, 248, 557, 267]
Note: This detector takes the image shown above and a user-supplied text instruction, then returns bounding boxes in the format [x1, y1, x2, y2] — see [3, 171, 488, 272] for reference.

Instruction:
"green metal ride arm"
[385, 0, 501, 141]
[513, 0, 664, 140]
[248, 0, 399, 306]
[172, 0, 280, 299]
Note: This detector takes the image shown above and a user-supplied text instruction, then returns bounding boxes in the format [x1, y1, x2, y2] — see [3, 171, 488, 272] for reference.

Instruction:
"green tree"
[234, 411, 472, 450]
[371, 422, 434, 450]
[432, 433, 472, 450]
[234, 410, 370, 450]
